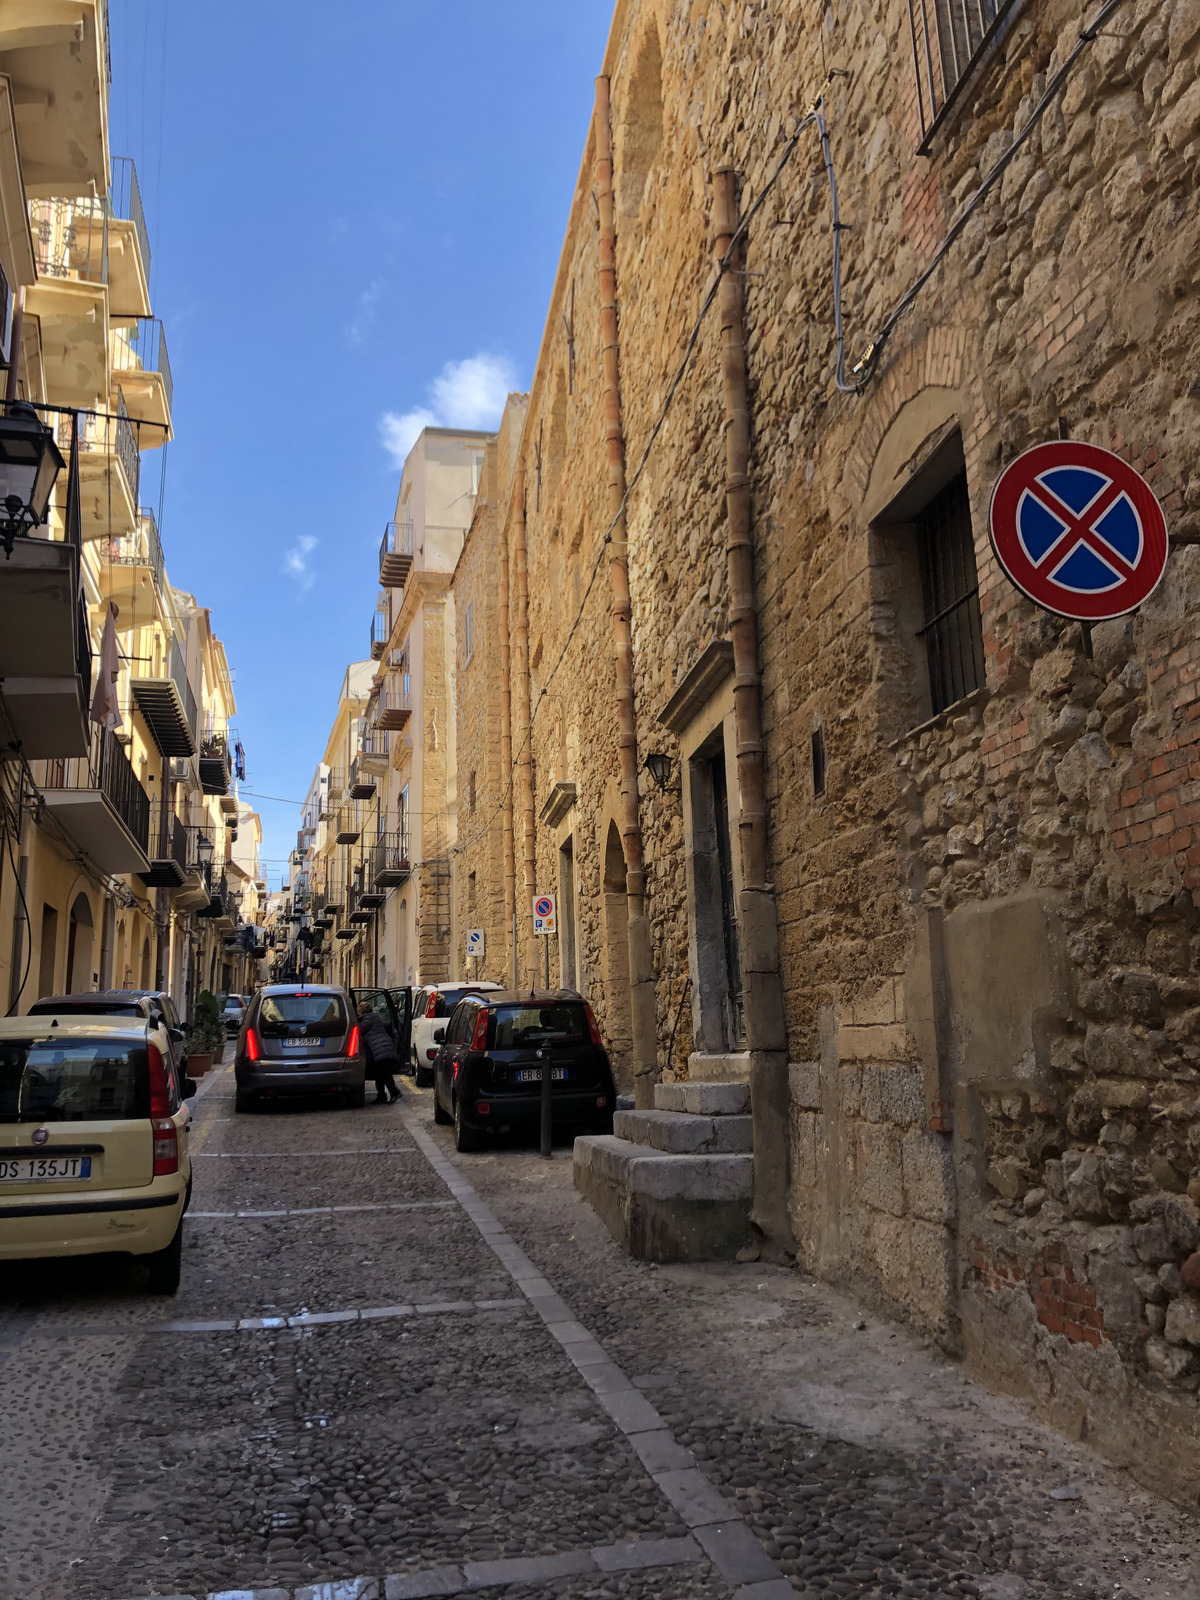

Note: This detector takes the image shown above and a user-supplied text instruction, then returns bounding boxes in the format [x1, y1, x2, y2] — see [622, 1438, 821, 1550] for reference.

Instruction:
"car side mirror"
[182, 1077, 198, 1100]
[433, 1027, 446, 1044]
[169, 1027, 184, 1043]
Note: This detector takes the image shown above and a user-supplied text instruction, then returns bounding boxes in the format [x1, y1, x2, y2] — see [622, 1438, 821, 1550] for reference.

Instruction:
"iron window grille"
[915, 471, 986, 715]
[907, 0, 1022, 148]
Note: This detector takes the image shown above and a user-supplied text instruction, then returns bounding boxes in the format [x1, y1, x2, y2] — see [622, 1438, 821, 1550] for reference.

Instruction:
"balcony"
[350, 737, 387, 799]
[138, 805, 187, 890]
[56, 399, 141, 539]
[107, 158, 152, 320]
[369, 831, 411, 889]
[370, 598, 389, 659]
[196, 871, 230, 922]
[98, 508, 164, 632]
[335, 802, 361, 846]
[41, 727, 151, 874]
[347, 884, 373, 926]
[0, 3, 109, 200]
[28, 195, 108, 407]
[379, 519, 413, 588]
[131, 638, 198, 757]
[319, 769, 343, 822]
[173, 826, 217, 911]
[376, 680, 412, 732]
[199, 731, 233, 795]
[110, 317, 171, 437]
[0, 534, 90, 758]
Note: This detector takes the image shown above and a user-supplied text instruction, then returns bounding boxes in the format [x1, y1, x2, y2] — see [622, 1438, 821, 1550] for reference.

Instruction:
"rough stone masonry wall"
[494, 0, 1200, 1493]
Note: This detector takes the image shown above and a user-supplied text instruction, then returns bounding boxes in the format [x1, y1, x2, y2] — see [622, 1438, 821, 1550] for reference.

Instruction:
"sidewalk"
[444, 1109, 1200, 1600]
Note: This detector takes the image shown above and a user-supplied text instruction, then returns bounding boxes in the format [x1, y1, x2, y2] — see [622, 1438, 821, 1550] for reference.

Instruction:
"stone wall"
[452, 0, 1200, 1493]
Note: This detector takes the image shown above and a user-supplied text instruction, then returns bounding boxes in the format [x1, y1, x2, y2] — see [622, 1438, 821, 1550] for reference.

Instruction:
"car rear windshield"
[225, 996, 245, 1008]
[492, 1004, 585, 1050]
[28, 1000, 141, 1016]
[0, 1040, 149, 1123]
[258, 994, 348, 1037]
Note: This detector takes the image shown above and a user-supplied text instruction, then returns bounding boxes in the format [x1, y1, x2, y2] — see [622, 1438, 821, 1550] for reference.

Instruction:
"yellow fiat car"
[0, 1014, 194, 1292]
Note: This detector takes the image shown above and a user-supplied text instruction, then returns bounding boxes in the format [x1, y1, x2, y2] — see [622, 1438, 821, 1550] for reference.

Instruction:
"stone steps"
[613, 1107, 753, 1155]
[574, 1079, 753, 1262]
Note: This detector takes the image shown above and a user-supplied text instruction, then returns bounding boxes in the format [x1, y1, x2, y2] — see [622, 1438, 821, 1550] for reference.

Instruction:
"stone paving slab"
[113, 1533, 704, 1600]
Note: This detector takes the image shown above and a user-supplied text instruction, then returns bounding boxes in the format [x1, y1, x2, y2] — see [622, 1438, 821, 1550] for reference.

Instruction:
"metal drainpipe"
[511, 458, 536, 990]
[595, 76, 658, 1108]
[499, 471, 517, 988]
[711, 166, 794, 1260]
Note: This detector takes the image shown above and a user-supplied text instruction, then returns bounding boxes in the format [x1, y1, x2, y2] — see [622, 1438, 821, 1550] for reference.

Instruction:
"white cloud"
[379, 352, 517, 469]
[285, 535, 318, 591]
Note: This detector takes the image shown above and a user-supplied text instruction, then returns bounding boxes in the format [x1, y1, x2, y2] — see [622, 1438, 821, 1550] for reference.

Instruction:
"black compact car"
[432, 989, 616, 1153]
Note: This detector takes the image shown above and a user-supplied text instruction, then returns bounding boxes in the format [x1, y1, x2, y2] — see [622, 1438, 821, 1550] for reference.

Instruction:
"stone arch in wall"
[616, 19, 663, 229]
[66, 891, 94, 993]
[600, 816, 632, 1088]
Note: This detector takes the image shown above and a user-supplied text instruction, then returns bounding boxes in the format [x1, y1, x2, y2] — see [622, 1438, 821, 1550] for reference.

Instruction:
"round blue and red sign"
[989, 441, 1169, 621]
[534, 897, 554, 918]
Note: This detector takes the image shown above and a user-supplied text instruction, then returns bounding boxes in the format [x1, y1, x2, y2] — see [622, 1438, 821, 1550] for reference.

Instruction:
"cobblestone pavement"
[1, 1058, 1197, 1600]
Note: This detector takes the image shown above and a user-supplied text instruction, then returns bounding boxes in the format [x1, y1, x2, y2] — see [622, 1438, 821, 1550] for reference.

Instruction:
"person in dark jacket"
[356, 1001, 401, 1104]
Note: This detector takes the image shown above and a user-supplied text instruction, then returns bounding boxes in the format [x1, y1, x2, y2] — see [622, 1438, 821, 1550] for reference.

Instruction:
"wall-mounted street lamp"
[643, 752, 675, 791]
[0, 402, 65, 558]
[196, 832, 214, 884]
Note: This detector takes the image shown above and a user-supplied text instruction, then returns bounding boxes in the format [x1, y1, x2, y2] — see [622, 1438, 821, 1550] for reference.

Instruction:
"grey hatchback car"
[233, 985, 364, 1113]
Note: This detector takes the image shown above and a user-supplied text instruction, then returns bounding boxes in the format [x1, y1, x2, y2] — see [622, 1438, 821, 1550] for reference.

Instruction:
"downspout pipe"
[511, 458, 536, 989]
[499, 473, 516, 987]
[711, 166, 794, 1260]
[595, 76, 657, 1108]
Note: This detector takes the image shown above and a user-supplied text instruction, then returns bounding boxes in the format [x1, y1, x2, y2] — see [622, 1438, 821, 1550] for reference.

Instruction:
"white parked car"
[410, 982, 503, 1087]
[222, 994, 247, 1034]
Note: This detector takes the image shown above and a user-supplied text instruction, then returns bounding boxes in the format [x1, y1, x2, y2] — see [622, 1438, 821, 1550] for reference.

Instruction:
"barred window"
[915, 471, 985, 715]
[907, 0, 1021, 146]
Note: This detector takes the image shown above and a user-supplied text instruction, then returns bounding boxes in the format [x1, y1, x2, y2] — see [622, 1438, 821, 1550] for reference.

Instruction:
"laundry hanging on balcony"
[90, 600, 123, 731]
[235, 739, 246, 781]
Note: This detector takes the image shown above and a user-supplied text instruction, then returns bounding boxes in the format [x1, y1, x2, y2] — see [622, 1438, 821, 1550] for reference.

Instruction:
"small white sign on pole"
[532, 894, 557, 936]
[466, 929, 486, 959]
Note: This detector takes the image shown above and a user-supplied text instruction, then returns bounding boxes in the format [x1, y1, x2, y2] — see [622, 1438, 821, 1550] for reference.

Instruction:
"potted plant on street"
[184, 990, 225, 1077]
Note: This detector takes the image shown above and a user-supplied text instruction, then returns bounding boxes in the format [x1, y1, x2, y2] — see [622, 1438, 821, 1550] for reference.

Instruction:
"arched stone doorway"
[140, 935, 152, 990]
[66, 894, 94, 993]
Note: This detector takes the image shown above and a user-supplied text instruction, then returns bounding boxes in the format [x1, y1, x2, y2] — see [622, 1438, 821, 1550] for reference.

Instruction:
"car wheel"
[415, 1065, 433, 1088]
[433, 1093, 451, 1126]
[453, 1097, 481, 1153]
[144, 1219, 183, 1295]
[346, 1085, 366, 1109]
[235, 1089, 254, 1113]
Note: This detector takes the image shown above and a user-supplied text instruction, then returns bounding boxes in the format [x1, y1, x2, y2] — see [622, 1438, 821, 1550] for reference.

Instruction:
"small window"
[468, 770, 476, 812]
[464, 603, 475, 665]
[907, 0, 1020, 147]
[915, 471, 985, 715]
[468, 871, 477, 912]
[811, 728, 827, 796]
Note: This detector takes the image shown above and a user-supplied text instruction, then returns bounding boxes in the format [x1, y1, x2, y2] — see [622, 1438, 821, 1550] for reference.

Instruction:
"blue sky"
[108, 0, 613, 888]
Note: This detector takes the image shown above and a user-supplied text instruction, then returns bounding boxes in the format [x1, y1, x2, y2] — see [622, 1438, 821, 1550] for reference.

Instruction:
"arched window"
[617, 24, 663, 227]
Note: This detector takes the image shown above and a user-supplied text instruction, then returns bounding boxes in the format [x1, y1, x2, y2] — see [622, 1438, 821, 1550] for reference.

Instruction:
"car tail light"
[346, 1025, 361, 1058]
[426, 1047, 438, 1060]
[245, 1027, 261, 1062]
[471, 1009, 489, 1050]
[477, 1102, 490, 1115]
[596, 1096, 607, 1107]
[147, 1044, 178, 1175]
[425, 993, 440, 1018]
[584, 1003, 604, 1047]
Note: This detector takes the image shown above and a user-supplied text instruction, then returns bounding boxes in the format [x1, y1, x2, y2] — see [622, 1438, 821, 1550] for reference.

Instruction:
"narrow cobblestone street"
[0, 1054, 1197, 1600]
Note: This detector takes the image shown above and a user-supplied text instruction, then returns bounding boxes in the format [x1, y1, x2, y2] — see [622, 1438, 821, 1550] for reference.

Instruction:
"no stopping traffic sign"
[989, 441, 1169, 622]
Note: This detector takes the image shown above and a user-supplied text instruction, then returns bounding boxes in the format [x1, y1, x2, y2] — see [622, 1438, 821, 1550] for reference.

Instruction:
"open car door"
[349, 989, 398, 1043]
[388, 987, 413, 1069]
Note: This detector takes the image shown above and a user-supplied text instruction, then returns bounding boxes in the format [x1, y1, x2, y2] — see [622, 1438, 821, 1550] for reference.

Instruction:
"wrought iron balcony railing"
[110, 317, 173, 411]
[110, 156, 150, 281]
[379, 518, 414, 587]
[30, 195, 107, 285]
[43, 726, 150, 856]
[107, 506, 164, 594]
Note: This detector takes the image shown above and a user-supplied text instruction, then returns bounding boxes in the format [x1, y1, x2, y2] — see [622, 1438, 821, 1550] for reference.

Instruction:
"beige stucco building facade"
[0, 9, 260, 1021]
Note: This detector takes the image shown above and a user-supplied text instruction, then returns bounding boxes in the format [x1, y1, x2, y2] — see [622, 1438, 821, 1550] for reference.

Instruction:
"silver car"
[222, 994, 247, 1035]
[233, 985, 364, 1113]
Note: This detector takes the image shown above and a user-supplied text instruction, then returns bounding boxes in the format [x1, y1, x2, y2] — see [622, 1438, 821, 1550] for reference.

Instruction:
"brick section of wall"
[972, 1238, 1110, 1349]
[1111, 632, 1200, 889]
